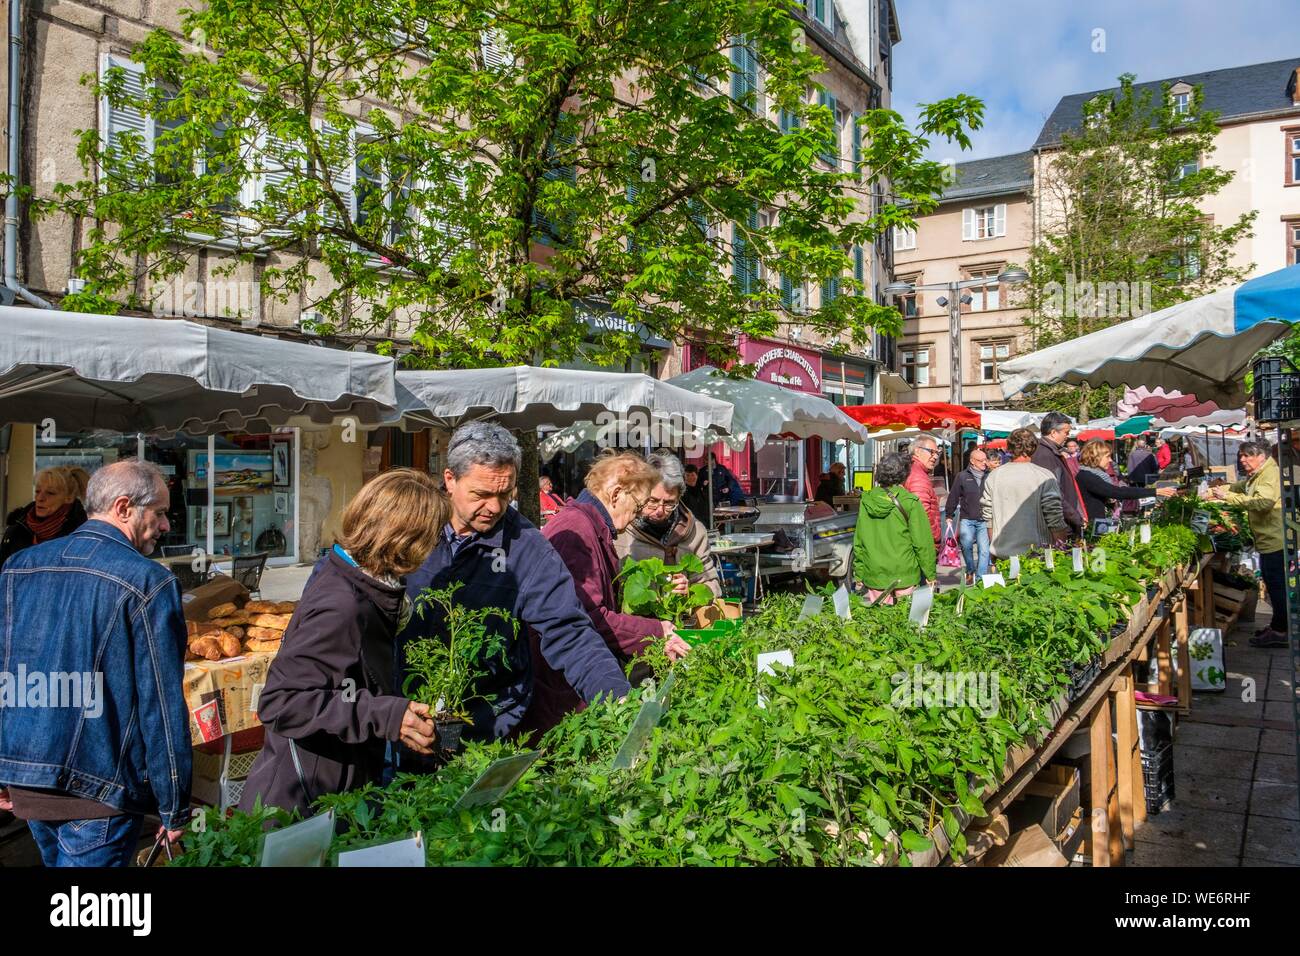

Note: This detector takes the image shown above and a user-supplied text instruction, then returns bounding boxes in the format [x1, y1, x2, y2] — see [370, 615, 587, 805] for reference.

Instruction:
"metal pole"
[949, 282, 962, 408]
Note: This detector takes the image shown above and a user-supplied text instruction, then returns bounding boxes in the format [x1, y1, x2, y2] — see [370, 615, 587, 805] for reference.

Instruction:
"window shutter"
[102, 55, 152, 159]
[851, 113, 862, 175]
[730, 37, 757, 108]
[780, 273, 794, 309]
[481, 28, 511, 70]
[994, 203, 1007, 237]
[962, 207, 975, 241]
[259, 130, 304, 232]
[533, 116, 576, 244]
[432, 169, 468, 266]
[732, 223, 749, 293]
[322, 123, 356, 229]
[853, 244, 865, 288]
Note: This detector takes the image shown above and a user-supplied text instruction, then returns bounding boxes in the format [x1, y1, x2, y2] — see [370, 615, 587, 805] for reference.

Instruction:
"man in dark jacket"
[1032, 412, 1084, 536]
[681, 464, 710, 526]
[0, 461, 190, 866]
[709, 452, 747, 506]
[399, 423, 631, 746]
[944, 446, 991, 583]
[815, 462, 847, 505]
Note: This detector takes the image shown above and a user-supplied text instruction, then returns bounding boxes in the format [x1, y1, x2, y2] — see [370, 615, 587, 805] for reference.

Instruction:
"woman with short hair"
[1075, 440, 1174, 527]
[0, 466, 87, 572]
[520, 450, 691, 739]
[852, 452, 936, 604]
[241, 468, 446, 817]
[617, 451, 721, 599]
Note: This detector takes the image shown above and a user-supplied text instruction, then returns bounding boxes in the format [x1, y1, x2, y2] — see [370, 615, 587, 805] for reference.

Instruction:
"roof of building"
[939, 150, 1034, 203]
[1034, 58, 1300, 149]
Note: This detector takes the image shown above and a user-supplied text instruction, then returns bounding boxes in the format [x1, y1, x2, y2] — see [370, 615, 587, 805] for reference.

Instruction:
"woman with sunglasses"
[518, 450, 691, 740]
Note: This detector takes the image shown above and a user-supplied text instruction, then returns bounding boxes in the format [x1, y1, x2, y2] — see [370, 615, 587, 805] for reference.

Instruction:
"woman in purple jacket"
[518, 451, 691, 740]
[241, 469, 445, 818]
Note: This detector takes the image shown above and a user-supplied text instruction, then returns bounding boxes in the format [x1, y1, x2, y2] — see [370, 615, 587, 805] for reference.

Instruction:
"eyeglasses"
[643, 495, 677, 512]
[917, 446, 939, 457]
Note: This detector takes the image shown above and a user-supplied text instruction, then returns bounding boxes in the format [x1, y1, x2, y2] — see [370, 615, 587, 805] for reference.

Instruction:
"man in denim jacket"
[0, 460, 191, 866]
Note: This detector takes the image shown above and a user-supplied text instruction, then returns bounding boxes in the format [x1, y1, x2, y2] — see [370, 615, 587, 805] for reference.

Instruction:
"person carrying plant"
[616, 451, 722, 599]
[1204, 441, 1287, 647]
[519, 450, 692, 739]
[982, 428, 1069, 558]
[852, 452, 936, 605]
[241, 469, 445, 817]
[398, 423, 631, 749]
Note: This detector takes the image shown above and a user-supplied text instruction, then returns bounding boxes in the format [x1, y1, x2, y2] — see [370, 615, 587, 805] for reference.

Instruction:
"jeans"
[1259, 549, 1289, 634]
[959, 519, 991, 577]
[27, 814, 144, 867]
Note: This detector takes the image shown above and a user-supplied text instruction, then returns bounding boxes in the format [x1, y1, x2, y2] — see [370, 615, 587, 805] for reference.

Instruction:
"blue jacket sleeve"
[519, 544, 631, 704]
[134, 576, 193, 830]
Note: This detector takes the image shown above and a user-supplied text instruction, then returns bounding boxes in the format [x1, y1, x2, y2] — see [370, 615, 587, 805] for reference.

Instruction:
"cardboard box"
[181, 574, 251, 621]
[1007, 765, 1081, 838]
[983, 824, 1068, 867]
[693, 598, 743, 627]
[1056, 807, 1087, 862]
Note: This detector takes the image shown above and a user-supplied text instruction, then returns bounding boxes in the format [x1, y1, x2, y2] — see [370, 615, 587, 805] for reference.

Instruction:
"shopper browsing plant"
[619, 554, 716, 625]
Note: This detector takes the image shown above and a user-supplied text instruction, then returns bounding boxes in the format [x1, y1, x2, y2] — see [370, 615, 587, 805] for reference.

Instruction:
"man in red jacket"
[904, 434, 943, 544]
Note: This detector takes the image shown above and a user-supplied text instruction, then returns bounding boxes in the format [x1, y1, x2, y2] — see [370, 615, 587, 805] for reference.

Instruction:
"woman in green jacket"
[853, 452, 938, 604]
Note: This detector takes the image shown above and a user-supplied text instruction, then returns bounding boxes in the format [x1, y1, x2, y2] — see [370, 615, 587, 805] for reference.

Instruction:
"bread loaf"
[188, 636, 223, 661]
[216, 630, 242, 659]
[273, 601, 297, 614]
[244, 636, 282, 653]
[250, 613, 292, 630]
[246, 625, 283, 641]
[209, 612, 251, 627]
[207, 602, 239, 620]
[244, 600, 280, 614]
[226, 625, 245, 640]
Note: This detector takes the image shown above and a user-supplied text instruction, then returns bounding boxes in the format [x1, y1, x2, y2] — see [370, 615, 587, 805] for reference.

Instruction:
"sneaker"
[1249, 631, 1289, 649]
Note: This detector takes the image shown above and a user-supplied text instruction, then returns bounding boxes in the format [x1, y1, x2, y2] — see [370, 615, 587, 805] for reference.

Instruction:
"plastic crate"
[718, 561, 756, 603]
[1252, 356, 1300, 423]
[192, 743, 261, 813]
[1141, 743, 1175, 814]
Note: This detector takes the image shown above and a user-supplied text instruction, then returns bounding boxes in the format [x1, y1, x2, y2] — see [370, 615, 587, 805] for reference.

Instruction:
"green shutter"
[533, 113, 577, 245]
[851, 113, 862, 176]
[818, 91, 839, 166]
[730, 37, 758, 110]
[780, 273, 794, 309]
[854, 244, 865, 288]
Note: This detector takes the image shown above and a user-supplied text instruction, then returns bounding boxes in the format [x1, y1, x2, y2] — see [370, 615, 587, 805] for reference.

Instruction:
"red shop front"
[685, 336, 824, 501]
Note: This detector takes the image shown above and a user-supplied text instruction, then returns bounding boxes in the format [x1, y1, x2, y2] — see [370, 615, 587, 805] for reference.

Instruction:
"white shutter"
[319, 121, 356, 228]
[433, 169, 468, 265]
[102, 55, 152, 158]
[481, 28, 511, 70]
[962, 207, 975, 241]
[994, 203, 1007, 237]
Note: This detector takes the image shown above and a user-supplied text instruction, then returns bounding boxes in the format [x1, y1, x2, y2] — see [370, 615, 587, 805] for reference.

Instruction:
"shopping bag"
[938, 521, 963, 568]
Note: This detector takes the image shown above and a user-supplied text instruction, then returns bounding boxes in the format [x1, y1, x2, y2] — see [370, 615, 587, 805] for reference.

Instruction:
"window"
[893, 226, 916, 251]
[732, 206, 760, 294]
[978, 340, 1012, 383]
[817, 90, 840, 166]
[901, 347, 930, 387]
[806, 0, 833, 29]
[1166, 231, 1204, 280]
[1287, 127, 1300, 186]
[1176, 157, 1199, 180]
[533, 114, 577, 245]
[967, 268, 1000, 311]
[1288, 219, 1300, 267]
[480, 28, 514, 70]
[730, 37, 758, 111]
[962, 204, 1006, 240]
[1172, 91, 1191, 116]
[780, 274, 807, 313]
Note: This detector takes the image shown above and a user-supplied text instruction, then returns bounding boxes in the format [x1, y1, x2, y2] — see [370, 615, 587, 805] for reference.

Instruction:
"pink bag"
[938, 521, 963, 568]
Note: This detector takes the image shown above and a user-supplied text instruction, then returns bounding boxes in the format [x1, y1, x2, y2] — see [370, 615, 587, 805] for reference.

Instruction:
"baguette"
[246, 625, 284, 641]
[250, 613, 292, 629]
[244, 636, 282, 653]
[207, 602, 239, 620]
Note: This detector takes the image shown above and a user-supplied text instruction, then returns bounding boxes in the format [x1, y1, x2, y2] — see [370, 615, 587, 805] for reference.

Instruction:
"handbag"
[938, 518, 963, 568]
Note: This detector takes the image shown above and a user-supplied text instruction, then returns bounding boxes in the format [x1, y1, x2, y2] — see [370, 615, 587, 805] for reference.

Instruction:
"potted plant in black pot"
[402, 582, 512, 755]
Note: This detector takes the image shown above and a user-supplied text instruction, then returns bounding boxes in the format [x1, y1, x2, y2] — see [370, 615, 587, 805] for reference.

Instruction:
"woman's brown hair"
[338, 468, 446, 578]
[584, 450, 659, 500]
[1079, 440, 1112, 469]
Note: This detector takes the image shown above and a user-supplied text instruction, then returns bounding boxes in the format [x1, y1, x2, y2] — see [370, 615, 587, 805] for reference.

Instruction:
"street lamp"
[884, 266, 1029, 406]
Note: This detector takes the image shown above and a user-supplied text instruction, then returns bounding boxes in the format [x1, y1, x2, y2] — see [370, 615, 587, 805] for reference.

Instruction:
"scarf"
[24, 502, 72, 543]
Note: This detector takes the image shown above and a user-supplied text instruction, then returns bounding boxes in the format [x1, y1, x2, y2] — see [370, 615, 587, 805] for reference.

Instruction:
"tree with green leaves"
[1016, 74, 1256, 420]
[40, 0, 981, 372]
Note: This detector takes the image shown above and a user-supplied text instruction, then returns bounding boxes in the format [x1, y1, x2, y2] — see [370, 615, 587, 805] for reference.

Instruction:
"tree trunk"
[1078, 382, 1091, 423]
[516, 428, 541, 528]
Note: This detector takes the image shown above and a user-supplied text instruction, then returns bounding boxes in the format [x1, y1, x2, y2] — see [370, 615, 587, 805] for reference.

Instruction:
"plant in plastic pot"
[403, 582, 513, 754]
[618, 554, 716, 626]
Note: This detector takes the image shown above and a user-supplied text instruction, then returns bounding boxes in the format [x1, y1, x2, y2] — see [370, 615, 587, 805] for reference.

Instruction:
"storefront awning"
[0, 306, 397, 435]
[839, 402, 980, 432]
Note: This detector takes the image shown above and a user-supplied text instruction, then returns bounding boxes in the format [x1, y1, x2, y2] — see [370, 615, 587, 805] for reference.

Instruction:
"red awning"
[984, 438, 1007, 450]
[839, 402, 981, 431]
[1077, 428, 1115, 441]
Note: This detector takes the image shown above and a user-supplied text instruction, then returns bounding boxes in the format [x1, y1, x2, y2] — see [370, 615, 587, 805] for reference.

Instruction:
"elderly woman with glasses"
[616, 451, 722, 599]
[520, 450, 691, 739]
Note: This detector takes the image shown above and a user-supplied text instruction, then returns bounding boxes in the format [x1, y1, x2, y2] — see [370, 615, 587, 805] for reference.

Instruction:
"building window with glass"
[901, 347, 930, 386]
[1288, 219, 1300, 266]
[1288, 128, 1300, 185]
[967, 268, 1001, 311]
[893, 226, 916, 251]
[978, 340, 1013, 383]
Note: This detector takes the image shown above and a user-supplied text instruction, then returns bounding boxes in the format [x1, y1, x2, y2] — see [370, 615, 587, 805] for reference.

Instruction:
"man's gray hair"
[446, 421, 522, 478]
[646, 450, 684, 492]
[85, 459, 167, 516]
[912, 433, 938, 452]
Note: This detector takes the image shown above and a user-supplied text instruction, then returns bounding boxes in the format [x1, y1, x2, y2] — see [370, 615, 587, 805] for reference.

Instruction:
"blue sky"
[842, 0, 1300, 162]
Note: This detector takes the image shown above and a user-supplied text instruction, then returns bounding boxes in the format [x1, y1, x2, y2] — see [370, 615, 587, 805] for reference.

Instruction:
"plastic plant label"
[1008, 556, 1020, 580]
[259, 809, 335, 867]
[908, 586, 934, 629]
[799, 594, 825, 620]
[455, 750, 543, 807]
[612, 701, 665, 771]
[1044, 548, 1055, 570]
[832, 584, 851, 620]
[955, 590, 966, 617]
[756, 649, 794, 710]
[981, 573, 1006, 589]
[337, 833, 425, 868]
[1140, 523, 1152, 544]
[1072, 548, 1084, 573]
[1129, 527, 1136, 548]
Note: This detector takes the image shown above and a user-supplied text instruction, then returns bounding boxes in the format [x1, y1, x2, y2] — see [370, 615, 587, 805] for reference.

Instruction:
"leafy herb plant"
[403, 582, 514, 722]
[619, 554, 715, 625]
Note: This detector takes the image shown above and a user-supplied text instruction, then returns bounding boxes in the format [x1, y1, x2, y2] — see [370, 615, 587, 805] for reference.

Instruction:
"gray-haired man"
[398, 422, 630, 746]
